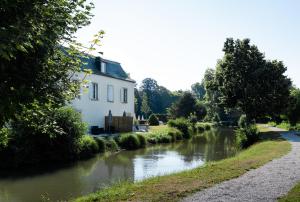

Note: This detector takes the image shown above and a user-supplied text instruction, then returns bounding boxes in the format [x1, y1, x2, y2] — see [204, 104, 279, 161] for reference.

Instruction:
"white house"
[71, 54, 136, 133]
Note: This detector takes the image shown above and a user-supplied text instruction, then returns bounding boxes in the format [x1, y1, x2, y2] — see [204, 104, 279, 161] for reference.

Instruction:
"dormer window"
[101, 62, 106, 73]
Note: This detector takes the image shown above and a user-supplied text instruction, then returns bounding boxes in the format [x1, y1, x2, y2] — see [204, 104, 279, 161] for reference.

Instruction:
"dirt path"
[182, 128, 300, 202]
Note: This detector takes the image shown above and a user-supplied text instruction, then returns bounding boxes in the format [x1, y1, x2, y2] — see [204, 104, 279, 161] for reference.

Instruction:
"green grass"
[73, 126, 291, 202]
[279, 182, 300, 202]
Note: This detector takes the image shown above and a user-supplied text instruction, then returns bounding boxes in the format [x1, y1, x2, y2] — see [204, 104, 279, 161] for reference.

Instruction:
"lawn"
[279, 182, 300, 202]
[73, 126, 291, 202]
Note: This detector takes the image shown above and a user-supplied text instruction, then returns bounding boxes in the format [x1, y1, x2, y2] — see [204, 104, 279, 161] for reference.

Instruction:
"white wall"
[71, 72, 135, 129]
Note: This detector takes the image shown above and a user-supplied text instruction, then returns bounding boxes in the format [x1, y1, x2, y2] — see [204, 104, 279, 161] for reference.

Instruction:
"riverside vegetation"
[74, 126, 290, 202]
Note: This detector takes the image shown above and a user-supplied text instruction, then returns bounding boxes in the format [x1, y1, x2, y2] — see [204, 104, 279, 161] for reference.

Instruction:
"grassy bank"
[279, 182, 300, 202]
[73, 126, 291, 202]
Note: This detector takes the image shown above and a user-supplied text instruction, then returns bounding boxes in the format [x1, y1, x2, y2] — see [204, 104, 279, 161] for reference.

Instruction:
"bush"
[137, 134, 147, 147]
[147, 137, 157, 144]
[155, 114, 168, 123]
[95, 138, 106, 153]
[168, 118, 191, 138]
[106, 138, 119, 152]
[238, 114, 248, 129]
[119, 134, 140, 150]
[78, 135, 99, 158]
[0, 127, 9, 150]
[148, 114, 159, 126]
[158, 135, 172, 143]
[168, 128, 183, 141]
[1, 106, 89, 168]
[267, 121, 277, 127]
[236, 125, 259, 148]
[196, 124, 205, 133]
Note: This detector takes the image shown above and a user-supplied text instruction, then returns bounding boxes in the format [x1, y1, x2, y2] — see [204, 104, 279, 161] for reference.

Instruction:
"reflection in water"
[0, 127, 237, 202]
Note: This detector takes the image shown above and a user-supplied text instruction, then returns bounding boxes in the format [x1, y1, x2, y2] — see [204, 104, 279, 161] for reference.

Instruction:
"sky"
[76, 0, 300, 91]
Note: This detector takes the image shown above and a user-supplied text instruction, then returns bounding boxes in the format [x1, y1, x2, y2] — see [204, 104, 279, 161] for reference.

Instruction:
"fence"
[105, 116, 133, 133]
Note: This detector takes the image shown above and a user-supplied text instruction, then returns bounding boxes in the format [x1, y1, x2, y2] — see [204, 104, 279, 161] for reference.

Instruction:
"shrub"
[196, 124, 205, 133]
[106, 138, 119, 152]
[236, 125, 259, 148]
[137, 134, 147, 147]
[2, 106, 88, 168]
[0, 127, 9, 150]
[119, 134, 140, 150]
[158, 135, 172, 143]
[95, 138, 106, 153]
[148, 114, 159, 126]
[168, 118, 191, 138]
[238, 114, 248, 128]
[147, 137, 157, 144]
[267, 121, 277, 127]
[78, 135, 99, 158]
[168, 128, 183, 141]
[155, 114, 168, 123]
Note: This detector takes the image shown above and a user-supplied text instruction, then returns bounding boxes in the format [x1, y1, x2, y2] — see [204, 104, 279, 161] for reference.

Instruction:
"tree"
[148, 114, 159, 126]
[0, 0, 94, 126]
[191, 82, 206, 100]
[141, 94, 151, 118]
[215, 38, 291, 120]
[136, 78, 180, 115]
[286, 88, 300, 125]
[168, 92, 197, 119]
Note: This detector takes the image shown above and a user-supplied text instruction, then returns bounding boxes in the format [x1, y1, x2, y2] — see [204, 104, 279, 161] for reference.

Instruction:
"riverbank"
[73, 126, 291, 202]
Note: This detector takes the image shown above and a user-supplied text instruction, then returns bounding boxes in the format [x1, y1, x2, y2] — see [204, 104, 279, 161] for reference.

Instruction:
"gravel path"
[182, 128, 300, 202]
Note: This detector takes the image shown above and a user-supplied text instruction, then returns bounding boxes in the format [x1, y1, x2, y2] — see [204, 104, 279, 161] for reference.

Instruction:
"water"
[0, 127, 237, 202]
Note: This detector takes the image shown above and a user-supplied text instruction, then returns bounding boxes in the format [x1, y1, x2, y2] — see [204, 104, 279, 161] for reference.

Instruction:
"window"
[101, 62, 106, 73]
[107, 85, 114, 102]
[121, 88, 128, 103]
[90, 82, 98, 100]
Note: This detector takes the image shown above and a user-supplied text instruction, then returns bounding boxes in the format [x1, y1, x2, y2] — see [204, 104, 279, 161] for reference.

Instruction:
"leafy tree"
[215, 38, 291, 120]
[136, 78, 180, 116]
[286, 88, 300, 125]
[0, 0, 95, 126]
[191, 82, 206, 100]
[141, 94, 151, 118]
[168, 92, 197, 119]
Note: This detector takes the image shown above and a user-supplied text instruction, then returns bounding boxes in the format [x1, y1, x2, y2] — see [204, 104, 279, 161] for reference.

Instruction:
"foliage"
[286, 88, 300, 125]
[148, 114, 159, 126]
[154, 114, 169, 123]
[147, 125, 183, 143]
[0, 127, 9, 149]
[236, 125, 259, 148]
[105, 138, 119, 152]
[215, 38, 291, 120]
[95, 138, 106, 153]
[119, 134, 141, 150]
[191, 82, 206, 100]
[168, 118, 191, 138]
[168, 92, 197, 119]
[238, 114, 249, 129]
[137, 134, 147, 148]
[78, 135, 99, 158]
[0, 106, 92, 168]
[0, 0, 95, 126]
[141, 94, 151, 118]
[135, 78, 180, 117]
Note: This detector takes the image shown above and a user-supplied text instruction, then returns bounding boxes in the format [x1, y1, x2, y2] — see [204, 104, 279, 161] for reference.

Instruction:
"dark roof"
[80, 54, 135, 83]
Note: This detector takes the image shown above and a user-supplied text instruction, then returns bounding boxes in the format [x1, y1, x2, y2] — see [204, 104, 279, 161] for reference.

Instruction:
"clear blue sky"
[76, 0, 300, 91]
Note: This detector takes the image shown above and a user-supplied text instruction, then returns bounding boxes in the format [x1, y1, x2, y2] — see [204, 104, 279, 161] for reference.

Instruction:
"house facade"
[71, 54, 136, 132]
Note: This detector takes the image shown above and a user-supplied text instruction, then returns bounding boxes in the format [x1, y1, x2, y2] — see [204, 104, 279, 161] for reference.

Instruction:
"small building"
[71, 54, 136, 133]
